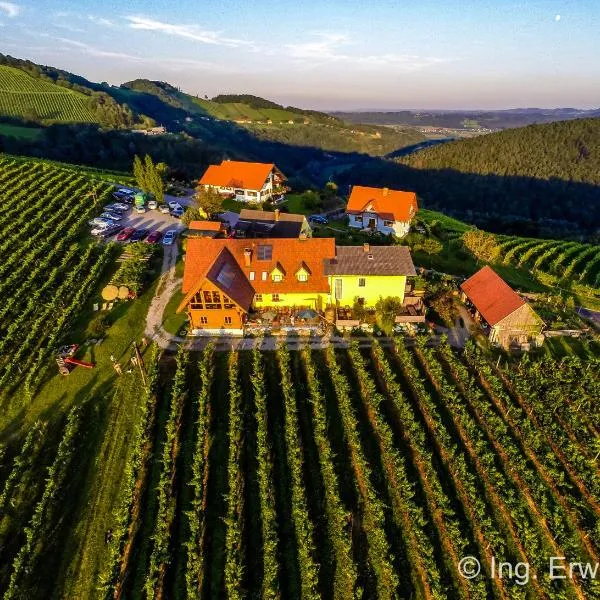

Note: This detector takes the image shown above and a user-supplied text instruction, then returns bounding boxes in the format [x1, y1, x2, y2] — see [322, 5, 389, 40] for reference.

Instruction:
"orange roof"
[189, 220, 223, 231]
[179, 238, 336, 310]
[460, 266, 526, 326]
[346, 185, 418, 222]
[199, 160, 281, 191]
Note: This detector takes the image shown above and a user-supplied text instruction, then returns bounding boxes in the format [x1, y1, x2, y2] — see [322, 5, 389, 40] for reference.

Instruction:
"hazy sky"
[1, 0, 598, 109]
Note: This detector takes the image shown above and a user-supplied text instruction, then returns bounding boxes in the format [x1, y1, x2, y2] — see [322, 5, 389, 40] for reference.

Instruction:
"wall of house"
[489, 304, 544, 347]
[347, 212, 410, 238]
[252, 291, 327, 309]
[188, 308, 244, 330]
[329, 275, 407, 307]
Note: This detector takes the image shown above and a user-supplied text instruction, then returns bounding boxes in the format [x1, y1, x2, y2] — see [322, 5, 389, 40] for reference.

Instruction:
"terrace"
[335, 297, 427, 331]
[243, 306, 331, 336]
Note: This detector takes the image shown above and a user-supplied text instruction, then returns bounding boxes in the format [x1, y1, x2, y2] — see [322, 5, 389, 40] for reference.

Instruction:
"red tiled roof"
[346, 185, 418, 222]
[181, 237, 336, 298]
[189, 220, 223, 231]
[460, 266, 526, 326]
[205, 248, 255, 310]
[199, 160, 280, 191]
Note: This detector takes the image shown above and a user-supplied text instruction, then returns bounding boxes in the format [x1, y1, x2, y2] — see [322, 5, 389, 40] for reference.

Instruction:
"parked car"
[272, 194, 286, 205]
[159, 204, 171, 214]
[116, 187, 135, 195]
[145, 230, 162, 244]
[112, 191, 134, 202]
[309, 214, 328, 225]
[168, 200, 182, 210]
[91, 223, 110, 236]
[89, 217, 112, 227]
[171, 205, 184, 218]
[116, 227, 136, 241]
[162, 230, 177, 245]
[104, 202, 129, 212]
[147, 200, 158, 210]
[100, 212, 122, 222]
[134, 205, 146, 214]
[93, 224, 123, 238]
[130, 228, 149, 242]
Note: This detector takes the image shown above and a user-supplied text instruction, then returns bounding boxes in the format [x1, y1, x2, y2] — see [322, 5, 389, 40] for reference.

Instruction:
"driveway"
[435, 305, 475, 348]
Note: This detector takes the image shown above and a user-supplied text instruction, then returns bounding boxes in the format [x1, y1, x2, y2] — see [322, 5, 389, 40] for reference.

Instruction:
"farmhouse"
[460, 266, 544, 349]
[234, 208, 312, 238]
[346, 185, 418, 238]
[199, 160, 287, 203]
[177, 237, 420, 334]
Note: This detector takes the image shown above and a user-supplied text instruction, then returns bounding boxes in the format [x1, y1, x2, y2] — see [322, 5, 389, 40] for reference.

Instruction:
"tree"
[462, 228, 500, 262]
[195, 186, 223, 217]
[417, 238, 443, 256]
[132, 154, 166, 201]
[375, 296, 404, 334]
[181, 206, 205, 227]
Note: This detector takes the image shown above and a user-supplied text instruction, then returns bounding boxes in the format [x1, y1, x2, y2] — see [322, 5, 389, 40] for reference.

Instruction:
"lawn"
[162, 289, 187, 335]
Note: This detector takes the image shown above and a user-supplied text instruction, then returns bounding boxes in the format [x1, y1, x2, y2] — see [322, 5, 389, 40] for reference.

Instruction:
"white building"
[199, 160, 287, 203]
[346, 185, 418, 238]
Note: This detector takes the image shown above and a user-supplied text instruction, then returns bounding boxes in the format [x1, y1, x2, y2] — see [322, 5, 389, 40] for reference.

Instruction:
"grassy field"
[0, 123, 42, 139]
[0, 66, 98, 123]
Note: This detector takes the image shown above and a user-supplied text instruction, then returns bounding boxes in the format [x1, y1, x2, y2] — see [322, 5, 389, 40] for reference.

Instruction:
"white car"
[159, 204, 171, 214]
[168, 200, 182, 210]
[105, 202, 129, 212]
[162, 230, 177, 245]
[89, 217, 112, 227]
[91, 223, 110, 235]
[148, 200, 158, 210]
[134, 206, 146, 214]
[117, 187, 135, 195]
[100, 212, 122, 222]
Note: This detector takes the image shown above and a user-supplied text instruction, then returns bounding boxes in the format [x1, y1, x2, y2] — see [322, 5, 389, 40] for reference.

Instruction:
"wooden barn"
[460, 266, 544, 349]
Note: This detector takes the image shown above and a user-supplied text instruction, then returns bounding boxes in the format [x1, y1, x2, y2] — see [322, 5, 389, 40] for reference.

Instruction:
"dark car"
[96, 224, 123, 239]
[145, 230, 162, 244]
[309, 214, 328, 225]
[130, 228, 149, 242]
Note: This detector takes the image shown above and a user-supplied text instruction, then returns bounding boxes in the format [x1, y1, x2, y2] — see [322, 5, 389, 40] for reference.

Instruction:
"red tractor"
[56, 344, 95, 376]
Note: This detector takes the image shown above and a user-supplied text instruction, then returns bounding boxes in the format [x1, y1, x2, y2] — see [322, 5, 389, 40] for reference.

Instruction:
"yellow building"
[324, 244, 416, 307]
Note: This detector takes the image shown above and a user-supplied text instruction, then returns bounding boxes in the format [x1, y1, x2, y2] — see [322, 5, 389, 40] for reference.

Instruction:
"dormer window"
[272, 274, 283, 282]
[297, 273, 308, 282]
[295, 262, 311, 283]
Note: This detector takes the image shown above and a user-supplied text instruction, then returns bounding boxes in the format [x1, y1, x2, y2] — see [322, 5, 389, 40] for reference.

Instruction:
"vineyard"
[496, 235, 600, 288]
[0, 66, 99, 123]
[2, 337, 598, 599]
[0, 155, 115, 404]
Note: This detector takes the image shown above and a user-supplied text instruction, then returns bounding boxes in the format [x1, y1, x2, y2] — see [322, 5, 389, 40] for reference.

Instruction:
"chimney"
[243, 247, 252, 266]
[274, 208, 280, 222]
[363, 243, 370, 253]
[382, 187, 389, 196]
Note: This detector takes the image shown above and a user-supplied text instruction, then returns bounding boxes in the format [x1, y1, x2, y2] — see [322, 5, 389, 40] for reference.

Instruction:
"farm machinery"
[56, 344, 95, 376]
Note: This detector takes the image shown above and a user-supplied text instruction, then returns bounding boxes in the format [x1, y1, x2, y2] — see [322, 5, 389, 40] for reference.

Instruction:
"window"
[271, 293, 280, 302]
[203, 290, 221, 309]
[249, 271, 255, 281]
[355, 215, 363, 222]
[200, 316, 208, 325]
[234, 189, 244, 196]
[224, 316, 232, 325]
[223, 295, 235, 309]
[190, 292, 203, 310]
[383, 220, 394, 227]
[257, 244, 273, 260]
[297, 273, 308, 282]
[262, 271, 268, 281]
[246, 190, 257, 197]
[358, 278, 366, 287]
[272, 274, 282, 282]
[255, 294, 263, 302]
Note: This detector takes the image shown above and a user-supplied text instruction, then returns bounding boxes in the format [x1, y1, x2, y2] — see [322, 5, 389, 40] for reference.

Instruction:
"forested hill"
[399, 118, 600, 185]
[336, 118, 600, 239]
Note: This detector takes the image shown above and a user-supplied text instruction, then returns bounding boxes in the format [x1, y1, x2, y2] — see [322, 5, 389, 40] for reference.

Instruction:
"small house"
[346, 185, 418, 238]
[235, 209, 312, 239]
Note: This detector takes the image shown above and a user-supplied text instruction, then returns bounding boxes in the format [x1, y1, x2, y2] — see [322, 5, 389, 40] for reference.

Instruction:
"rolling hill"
[0, 65, 99, 123]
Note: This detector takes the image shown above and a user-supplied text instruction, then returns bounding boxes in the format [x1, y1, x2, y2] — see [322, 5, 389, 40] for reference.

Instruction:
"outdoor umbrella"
[297, 309, 318, 319]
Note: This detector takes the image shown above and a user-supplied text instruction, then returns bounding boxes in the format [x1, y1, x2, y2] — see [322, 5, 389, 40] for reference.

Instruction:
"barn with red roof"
[460, 266, 544, 348]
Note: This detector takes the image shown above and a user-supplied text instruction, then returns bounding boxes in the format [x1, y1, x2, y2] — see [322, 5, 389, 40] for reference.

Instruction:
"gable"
[347, 186, 418, 222]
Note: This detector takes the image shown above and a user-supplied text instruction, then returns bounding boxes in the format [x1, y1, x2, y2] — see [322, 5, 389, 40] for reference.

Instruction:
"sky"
[0, 0, 599, 110]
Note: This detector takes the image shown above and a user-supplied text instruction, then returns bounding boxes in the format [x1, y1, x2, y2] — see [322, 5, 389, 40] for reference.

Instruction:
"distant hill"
[335, 118, 600, 239]
[332, 108, 600, 130]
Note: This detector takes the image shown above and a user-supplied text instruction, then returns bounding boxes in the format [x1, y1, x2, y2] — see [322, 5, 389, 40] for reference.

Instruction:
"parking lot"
[94, 189, 195, 243]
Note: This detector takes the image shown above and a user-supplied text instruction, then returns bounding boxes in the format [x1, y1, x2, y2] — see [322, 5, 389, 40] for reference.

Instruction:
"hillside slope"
[399, 118, 600, 183]
[0, 65, 99, 123]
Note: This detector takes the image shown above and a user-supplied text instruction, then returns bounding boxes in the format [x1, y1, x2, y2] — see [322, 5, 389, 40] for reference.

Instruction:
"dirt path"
[145, 244, 183, 348]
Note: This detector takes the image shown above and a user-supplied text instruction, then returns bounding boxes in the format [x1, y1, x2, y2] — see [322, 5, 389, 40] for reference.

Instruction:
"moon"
[555, 14, 561, 21]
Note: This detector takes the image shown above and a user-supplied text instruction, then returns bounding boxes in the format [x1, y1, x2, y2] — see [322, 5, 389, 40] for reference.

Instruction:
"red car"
[116, 227, 135, 242]
[145, 230, 162, 244]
